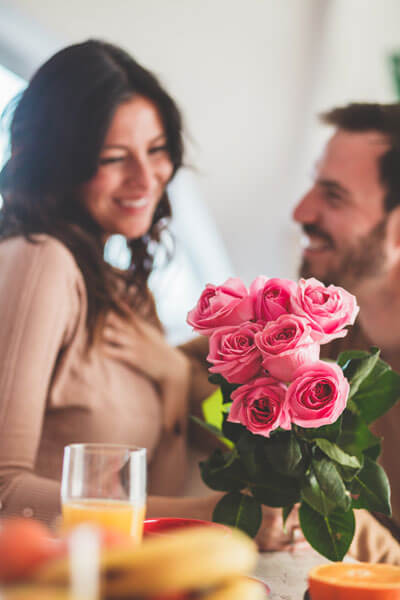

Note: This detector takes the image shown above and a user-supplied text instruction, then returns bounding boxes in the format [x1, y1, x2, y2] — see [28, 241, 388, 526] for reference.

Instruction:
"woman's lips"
[113, 197, 150, 214]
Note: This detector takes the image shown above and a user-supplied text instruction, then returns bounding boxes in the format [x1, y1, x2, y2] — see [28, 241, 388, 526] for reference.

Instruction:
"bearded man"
[293, 102, 400, 564]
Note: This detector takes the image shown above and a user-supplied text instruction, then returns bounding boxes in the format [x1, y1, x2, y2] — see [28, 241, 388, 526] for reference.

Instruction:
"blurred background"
[1, 0, 400, 342]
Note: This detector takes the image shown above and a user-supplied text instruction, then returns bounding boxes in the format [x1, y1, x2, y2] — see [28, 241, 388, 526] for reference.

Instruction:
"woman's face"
[81, 95, 174, 240]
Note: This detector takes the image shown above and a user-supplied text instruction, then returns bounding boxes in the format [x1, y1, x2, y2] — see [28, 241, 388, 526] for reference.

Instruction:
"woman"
[0, 40, 302, 550]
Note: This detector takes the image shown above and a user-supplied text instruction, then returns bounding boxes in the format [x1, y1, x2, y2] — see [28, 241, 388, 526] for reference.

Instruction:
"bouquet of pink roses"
[187, 276, 400, 561]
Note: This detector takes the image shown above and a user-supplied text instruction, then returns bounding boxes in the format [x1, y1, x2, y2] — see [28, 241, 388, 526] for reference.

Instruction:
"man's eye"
[99, 156, 125, 165]
[324, 191, 343, 207]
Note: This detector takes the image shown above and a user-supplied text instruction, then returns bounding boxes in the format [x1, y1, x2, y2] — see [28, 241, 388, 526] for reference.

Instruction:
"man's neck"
[351, 275, 400, 371]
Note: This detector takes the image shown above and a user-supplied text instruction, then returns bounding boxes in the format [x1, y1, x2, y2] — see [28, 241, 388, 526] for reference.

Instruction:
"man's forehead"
[315, 129, 390, 185]
[322, 129, 390, 163]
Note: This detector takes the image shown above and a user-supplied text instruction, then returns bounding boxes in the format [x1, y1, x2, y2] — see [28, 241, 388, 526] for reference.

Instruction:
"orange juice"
[62, 499, 146, 541]
[309, 563, 400, 600]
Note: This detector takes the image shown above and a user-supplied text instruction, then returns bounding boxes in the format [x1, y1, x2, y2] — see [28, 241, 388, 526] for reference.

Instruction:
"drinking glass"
[61, 443, 146, 542]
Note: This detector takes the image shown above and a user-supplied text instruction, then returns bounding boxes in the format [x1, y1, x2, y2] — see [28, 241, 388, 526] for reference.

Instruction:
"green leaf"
[301, 470, 337, 516]
[352, 369, 400, 424]
[199, 449, 246, 492]
[338, 347, 380, 399]
[190, 416, 233, 449]
[222, 415, 246, 444]
[264, 431, 303, 476]
[337, 349, 376, 367]
[336, 453, 364, 483]
[202, 388, 224, 430]
[338, 411, 381, 456]
[312, 457, 351, 512]
[315, 439, 361, 470]
[236, 430, 259, 479]
[208, 373, 225, 386]
[297, 417, 342, 443]
[299, 502, 355, 561]
[212, 492, 262, 538]
[250, 468, 301, 507]
[363, 442, 381, 461]
[350, 456, 391, 515]
[282, 504, 294, 530]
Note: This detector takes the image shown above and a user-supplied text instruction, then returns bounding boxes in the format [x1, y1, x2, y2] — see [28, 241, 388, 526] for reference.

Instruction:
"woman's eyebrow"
[102, 133, 167, 151]
[101, 144, 129, 151]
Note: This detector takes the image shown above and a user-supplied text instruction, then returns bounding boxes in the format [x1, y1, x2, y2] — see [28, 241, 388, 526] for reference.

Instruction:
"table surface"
[253, 548, 331, 600]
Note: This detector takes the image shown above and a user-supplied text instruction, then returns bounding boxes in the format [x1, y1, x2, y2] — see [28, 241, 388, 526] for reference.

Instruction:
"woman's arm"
[147, 494, 306, 552]
[0, 237, 80, 525]
[178, 336, 216, 417]
[102, 319, 217, 451]
[102, 313, 193, 433]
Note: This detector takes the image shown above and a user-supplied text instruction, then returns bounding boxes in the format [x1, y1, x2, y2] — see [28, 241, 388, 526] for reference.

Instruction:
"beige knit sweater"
[0, 234, 398, 563]
[0, 235, 213, 526]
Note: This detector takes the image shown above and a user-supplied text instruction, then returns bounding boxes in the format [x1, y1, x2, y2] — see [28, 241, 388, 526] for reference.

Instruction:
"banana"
[205, 576, 268, 600]
[36, 526, 261, 598]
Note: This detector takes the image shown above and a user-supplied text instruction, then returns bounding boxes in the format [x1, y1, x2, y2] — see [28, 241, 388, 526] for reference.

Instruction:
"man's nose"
[293, 188, 319, 224]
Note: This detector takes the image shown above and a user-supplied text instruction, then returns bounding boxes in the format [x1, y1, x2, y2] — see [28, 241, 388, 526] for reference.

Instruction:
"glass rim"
[64, 443, 146, 454]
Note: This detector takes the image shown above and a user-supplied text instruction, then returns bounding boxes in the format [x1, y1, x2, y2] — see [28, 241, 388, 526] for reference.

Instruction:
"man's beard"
[299, 219, 388, 289]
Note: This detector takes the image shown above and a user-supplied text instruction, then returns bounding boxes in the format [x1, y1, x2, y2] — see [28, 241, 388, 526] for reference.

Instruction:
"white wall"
[1, 0, 400, 285]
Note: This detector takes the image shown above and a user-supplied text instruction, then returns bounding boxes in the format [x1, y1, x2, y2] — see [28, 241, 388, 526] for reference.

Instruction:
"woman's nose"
[126, 158, 154, 195]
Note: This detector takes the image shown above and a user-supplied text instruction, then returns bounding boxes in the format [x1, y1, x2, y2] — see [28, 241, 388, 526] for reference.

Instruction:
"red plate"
[143, 517, 231, 537]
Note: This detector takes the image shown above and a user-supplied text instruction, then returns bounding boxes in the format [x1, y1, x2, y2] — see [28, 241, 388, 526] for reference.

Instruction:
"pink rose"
[254, 314, 320, 381]
[207, 322, 264, 384]
[291, 278, 359, 343]
[286, 361, 349, 428]
[250, 277, 298, 322]
[187, 278, 254, 335]
[228, 377, 290, 437]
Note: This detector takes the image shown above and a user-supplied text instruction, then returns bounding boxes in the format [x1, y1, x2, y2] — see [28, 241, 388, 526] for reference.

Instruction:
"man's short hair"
[321, 103, 400, 211]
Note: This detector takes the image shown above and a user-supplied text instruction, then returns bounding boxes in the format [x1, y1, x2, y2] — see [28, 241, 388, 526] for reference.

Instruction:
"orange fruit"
[1, 585, 69, 600]
[309, 562, 400, 600]
[0, 518, 65, 583]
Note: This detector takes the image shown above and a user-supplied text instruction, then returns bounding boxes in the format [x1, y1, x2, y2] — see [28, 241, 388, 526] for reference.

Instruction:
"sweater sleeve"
[0, 237, 80, 526]
[350, 510, 400, 565]
[178, 336, 216, 416]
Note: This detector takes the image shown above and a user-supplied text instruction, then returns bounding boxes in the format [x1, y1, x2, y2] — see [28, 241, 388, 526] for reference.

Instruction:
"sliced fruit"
[309, 562, 400, 600]
[0, 518, 65, 583]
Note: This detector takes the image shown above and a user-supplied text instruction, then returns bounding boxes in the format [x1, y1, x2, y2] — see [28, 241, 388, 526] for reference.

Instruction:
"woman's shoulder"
[0, 234, 83, 286]
[0, 234, 77, 268]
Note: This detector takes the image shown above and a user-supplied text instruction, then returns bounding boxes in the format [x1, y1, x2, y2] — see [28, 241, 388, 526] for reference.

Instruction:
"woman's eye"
[99, 156, 126, 165]
[148, 145, 168, 155]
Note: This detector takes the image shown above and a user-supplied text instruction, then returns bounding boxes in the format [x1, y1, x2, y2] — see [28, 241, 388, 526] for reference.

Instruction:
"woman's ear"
[385, 206, 400, 266]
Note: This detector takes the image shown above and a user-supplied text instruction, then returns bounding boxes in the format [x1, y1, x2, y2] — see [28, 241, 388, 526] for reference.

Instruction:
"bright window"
[0, 64, 26, 169]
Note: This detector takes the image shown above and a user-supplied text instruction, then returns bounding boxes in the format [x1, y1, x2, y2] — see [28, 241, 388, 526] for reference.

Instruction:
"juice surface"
[62, 499, 145, 541]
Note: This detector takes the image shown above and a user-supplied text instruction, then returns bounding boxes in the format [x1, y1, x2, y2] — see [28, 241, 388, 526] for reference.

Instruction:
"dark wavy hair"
[322, 103, 400, 212]
[0, 39, 183, 342]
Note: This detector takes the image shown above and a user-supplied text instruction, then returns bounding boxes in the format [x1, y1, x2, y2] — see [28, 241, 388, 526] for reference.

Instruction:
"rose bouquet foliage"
[187, 277, 400, 561]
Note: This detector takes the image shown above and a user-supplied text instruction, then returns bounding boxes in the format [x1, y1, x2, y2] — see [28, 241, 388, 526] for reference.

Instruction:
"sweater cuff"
[0, 471, 62, 529]
[350, 509, 400, 565]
